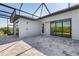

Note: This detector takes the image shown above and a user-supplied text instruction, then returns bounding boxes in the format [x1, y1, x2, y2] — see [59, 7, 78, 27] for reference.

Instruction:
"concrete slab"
[0, 41, 32, 56]
[19, 48, 45, 56]
[0, 41, 17, 52]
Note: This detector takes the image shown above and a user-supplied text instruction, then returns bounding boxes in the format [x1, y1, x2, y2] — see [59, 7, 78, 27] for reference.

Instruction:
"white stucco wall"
[18, 18, 41, 38]
[40, 9, 79, 40]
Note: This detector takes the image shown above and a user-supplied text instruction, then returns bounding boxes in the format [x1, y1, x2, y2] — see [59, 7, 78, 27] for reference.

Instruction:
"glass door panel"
[63, 20, 71, 38]
[55, 21, 63, 36]
[50, 22, 56, 36]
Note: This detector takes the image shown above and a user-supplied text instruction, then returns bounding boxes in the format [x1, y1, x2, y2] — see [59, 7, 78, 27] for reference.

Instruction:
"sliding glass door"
[50, 18, 71, 38]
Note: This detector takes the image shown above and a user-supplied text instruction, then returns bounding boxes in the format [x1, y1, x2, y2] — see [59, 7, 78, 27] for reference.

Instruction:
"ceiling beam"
[0, 16, 9, 19]
[42, 3, 51, 14]
[40, 4, 43, 17]
[0, 14, 10, 19]
[0, 14, 10, 17]
[0, 10, 12, 14]
[19, 3, 23, 15]
[33, 3, 43, 15]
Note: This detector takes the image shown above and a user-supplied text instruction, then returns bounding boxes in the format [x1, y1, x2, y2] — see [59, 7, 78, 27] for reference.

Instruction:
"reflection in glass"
[50, 22, 56, 35]
[56, 21, 62, 36]
[63, 20, 71, 38]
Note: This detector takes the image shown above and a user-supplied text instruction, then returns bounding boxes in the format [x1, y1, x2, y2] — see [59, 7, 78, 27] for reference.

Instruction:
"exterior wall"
[18, 18, 41, 38]
[40, 9, 79, 40]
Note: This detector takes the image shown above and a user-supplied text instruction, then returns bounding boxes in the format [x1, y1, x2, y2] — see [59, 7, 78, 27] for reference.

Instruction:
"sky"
[0, 3, 78, 27]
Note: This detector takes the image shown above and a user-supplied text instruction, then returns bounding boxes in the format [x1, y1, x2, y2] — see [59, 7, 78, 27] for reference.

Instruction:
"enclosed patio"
[0, 3, 79, 56]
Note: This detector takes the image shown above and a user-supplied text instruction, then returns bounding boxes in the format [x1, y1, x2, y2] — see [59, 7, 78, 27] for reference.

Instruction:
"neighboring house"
[11, 5, 79, 40]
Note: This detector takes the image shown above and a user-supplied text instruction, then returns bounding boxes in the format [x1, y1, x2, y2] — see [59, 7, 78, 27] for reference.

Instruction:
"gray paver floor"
[22, 35, 79, 56]
[0, 35, 79, 56]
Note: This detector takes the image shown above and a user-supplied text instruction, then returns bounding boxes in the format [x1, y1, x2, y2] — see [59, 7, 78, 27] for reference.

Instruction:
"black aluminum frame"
[32, 3, 51, 18]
